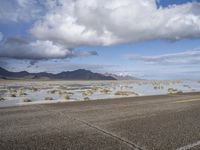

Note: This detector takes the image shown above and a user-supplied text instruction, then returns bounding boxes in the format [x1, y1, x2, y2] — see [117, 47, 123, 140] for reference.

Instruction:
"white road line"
[176, 141, 200, 150]
[174, 99, 200, 103]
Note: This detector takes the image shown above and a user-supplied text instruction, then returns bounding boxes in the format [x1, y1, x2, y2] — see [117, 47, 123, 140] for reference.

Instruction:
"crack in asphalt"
[69, 115, 144, 150]
[39, 105, 144, 150]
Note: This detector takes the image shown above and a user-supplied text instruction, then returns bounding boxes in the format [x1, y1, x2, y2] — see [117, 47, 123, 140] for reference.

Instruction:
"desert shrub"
[91, 86, 98, 92]
[115, 91, 138, 96]
[84, 97, 90, 101]
[168, 88, 183, 94]
[115, 91, 129, 96]
[10, 93, 17, 97]
[62, 91, 74, 96]
[19, 90, 27, 96]
[10, 89, 17, 93]
[67, 92, 74, 95]
[23, 98, 32, 102]
[59, 85, 65, 89]
[100, 89, 111, 94]
[0, 97, 5, 101]
[153, 84, 164, 90]
[82, 90, 93, 96]
[31, 87, 38, 92]
[64, 95, 70, 100]
[58, 90, 63, 95]
[44, 97, 53, 100]
[48, 90, 58, 94]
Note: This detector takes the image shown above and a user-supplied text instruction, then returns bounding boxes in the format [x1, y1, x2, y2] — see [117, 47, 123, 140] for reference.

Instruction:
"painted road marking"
[176, 140, 200, 150]
[174, 99, 200, 103]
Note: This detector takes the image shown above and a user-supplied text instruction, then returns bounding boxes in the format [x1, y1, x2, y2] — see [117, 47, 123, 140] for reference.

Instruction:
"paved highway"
[1, 92, 200, 150]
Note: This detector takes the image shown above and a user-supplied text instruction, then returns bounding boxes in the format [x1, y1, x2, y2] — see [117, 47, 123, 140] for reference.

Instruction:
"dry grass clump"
[44, 97, 53, 100]
[31, 86, 38, 92]
[64, 94, 70, 100]
[59, 85, 66, 89]
[10, 93, 17, 97]
[82, 90, 93, 96]
[91, 86, 99, 92]
[48, 90, 58, 94]
[9, 88, 17, 93]
[62, 91, 74, 96]
[19, 90, 27, 96]
[100, 89, 111, 94]
[153, 85, 164, 90]
[47, 90, 74, 97]
[115, 91, 138, 96]
[23, 98, 32, 102]
[8, 89, 17, 97]
[168, 88, 183, 94]
[0, 97, 5, 101]
[84, 97, 90, 101]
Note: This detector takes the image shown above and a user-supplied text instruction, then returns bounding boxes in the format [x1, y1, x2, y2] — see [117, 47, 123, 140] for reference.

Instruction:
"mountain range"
[0, 67, 116, 80]
[0, 67, 140, 80]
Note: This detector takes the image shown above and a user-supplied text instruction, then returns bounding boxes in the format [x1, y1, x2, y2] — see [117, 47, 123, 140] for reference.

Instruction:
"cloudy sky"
[0, 0, 200, 79]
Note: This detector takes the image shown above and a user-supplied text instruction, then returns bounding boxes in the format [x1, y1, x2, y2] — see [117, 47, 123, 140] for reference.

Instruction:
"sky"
[0, 0, 200, 80]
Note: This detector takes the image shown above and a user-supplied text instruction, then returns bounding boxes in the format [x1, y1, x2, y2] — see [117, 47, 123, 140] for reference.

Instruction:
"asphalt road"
[1, 92, 200, 150]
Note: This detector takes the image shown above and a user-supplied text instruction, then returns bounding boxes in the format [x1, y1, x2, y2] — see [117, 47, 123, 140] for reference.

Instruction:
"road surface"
[1, 92, 200, 150]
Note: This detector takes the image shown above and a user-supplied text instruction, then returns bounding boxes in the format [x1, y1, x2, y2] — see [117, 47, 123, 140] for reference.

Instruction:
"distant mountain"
[104, 73, 140, 80]
[0, 67, 116, 80]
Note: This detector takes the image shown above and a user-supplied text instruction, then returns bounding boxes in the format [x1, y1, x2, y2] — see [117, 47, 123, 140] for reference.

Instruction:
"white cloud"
[0, 0, 43, 23]
[0, 32, 3, 41]
[127, 48, 200, 64]
[0, 38, 72, 59]
[0, 37, 97, 60]
[30, 0, 200, 47]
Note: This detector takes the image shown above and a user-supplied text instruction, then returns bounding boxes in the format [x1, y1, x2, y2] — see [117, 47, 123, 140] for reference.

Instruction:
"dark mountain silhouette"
[0, 67, 116, 80]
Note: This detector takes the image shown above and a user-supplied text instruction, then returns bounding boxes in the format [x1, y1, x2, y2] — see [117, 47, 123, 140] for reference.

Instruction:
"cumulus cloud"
[1, 0, 200, 67]
[0, 32, 3, 41]
[30, 0, 200, 47]
[0, 0, 44, 23]
[127, 48, 200, 65]
[0, 37, 97, 60]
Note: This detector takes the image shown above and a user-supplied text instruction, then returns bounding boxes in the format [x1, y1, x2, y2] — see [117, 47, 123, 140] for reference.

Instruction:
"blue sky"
[0, 0, 200, 79]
